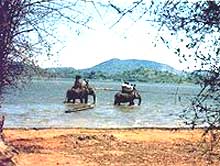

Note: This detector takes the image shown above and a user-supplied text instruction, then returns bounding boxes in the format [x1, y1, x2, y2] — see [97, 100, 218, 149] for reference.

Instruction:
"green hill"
[43, 59, 191, 83]
[81, 58, 179, 74]
[44, 67, 78, 78]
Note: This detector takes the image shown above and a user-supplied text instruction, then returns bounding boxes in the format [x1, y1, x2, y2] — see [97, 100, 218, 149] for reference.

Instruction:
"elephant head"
[87, 87, 96, 104]
[132, 89, 141, 105]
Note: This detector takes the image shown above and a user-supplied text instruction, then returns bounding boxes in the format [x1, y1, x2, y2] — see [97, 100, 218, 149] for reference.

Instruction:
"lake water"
[0, 79, 200, 128]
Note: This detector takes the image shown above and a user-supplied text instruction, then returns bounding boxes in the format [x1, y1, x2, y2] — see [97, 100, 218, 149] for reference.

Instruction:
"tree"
[0, 0, 94, 97]
[108, 1, 220, 160]
[0, 0, 97, 163]
[108, 0, 220, 131]
[153, 2, 220, 158]
[152, 1, 220, 131]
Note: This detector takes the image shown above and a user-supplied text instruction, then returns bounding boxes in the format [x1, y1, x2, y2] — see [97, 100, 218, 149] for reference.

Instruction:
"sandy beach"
[1, 128, 219, 166]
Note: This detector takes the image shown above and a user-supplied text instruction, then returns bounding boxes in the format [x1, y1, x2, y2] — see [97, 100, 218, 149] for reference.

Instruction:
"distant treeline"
[42, 67, 195, 84]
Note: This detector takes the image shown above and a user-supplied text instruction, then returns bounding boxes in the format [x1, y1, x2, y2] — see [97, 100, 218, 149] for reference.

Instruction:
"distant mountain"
[44, 67, 78, 77]
[42, 59, 191, 83]
[45, 67, 76, 73]
[81, 58, 179, 74]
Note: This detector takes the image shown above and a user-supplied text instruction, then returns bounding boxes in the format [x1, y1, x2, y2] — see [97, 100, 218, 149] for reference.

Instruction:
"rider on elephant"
[72, 75, 88, 90]
[65, 75, 96, 104]
[121, 81, 134, 94]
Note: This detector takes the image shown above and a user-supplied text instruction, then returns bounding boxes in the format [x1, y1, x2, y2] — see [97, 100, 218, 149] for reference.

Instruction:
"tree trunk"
[0, 116, 5, 140]
[0, 116, 16, 166]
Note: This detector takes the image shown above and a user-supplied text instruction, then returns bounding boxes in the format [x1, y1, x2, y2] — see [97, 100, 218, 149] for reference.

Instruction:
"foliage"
[152, 1, 220, 69]
[152, 1, 220, 131]
[44, 66, 192, 84]
[44, 67, 79, 78]
[0, 0, 91, 97]
[111, 67, 189, 83]
[106, 0, 220, 131]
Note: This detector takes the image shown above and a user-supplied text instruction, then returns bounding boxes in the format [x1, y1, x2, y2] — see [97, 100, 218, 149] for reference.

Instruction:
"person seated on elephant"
[132, 84, 136, 90]
[81, 79, 89, 89]
[72, 75, 89, 90]
[121, 81, 134, 94]
[72, 75, 87, 89]
[72, 75, 80, 89]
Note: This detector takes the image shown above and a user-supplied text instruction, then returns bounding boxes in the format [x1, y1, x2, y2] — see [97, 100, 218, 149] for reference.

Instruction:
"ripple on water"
[2, 80, 200, 128]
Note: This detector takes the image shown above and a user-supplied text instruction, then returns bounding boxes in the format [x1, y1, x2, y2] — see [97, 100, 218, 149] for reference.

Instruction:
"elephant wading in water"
[114, 88, 141, 106]
[65, 87, 96, 104]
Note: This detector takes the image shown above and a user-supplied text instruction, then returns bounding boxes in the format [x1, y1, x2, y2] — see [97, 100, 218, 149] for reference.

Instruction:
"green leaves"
[152, 0, 220, 131]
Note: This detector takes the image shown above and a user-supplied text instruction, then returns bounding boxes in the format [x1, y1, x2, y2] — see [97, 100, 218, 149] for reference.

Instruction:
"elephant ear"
[133, 90, 139, 98]
[130, 91, 135, 96]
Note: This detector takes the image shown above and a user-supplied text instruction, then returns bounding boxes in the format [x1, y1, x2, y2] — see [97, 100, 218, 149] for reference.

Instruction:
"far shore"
[3, 127, 220, 166]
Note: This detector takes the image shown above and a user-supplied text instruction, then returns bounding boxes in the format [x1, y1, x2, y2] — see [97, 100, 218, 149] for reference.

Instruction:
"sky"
[38, 0, 188, 71]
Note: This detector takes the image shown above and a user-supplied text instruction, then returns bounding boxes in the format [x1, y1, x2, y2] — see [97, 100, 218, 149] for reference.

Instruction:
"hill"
[42, 59, 191, 83]
[44, 67, 78, 78]
[81, 58, 179, 74]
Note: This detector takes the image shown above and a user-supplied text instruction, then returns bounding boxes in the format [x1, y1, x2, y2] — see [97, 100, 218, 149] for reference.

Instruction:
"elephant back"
[66, 88, 81, 97]
[115, 90, 140, 99]
[115, 91, 131, 98]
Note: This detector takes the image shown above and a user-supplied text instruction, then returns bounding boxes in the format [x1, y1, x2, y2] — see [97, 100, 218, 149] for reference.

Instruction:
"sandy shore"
[2, 128, 220, 166]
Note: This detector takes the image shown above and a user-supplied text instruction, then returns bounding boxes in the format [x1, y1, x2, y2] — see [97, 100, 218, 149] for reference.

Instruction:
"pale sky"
[38, 1, 189, 71]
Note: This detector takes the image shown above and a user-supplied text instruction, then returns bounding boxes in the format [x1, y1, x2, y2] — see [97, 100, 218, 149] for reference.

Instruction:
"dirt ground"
[2, 128, 220, 166]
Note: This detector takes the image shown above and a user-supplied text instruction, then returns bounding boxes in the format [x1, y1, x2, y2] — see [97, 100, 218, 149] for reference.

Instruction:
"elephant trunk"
[134, 90, 141, 106]
[88, 88, 96, 104]
[92, 94, 96, 104]
[138, 96, 141, 105]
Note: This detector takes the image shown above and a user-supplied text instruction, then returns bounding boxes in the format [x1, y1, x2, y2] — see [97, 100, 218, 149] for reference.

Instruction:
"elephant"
[114, 89, 141, 106]
[65, 87, 96, 104]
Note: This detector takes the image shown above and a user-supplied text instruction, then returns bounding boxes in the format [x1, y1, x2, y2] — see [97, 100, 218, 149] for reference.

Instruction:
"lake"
[1, 78, 200, 128]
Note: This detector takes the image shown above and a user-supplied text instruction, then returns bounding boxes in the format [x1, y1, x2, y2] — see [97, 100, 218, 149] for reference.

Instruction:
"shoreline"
[3, 126, 210, 131]
[3, 128, 219, 166]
